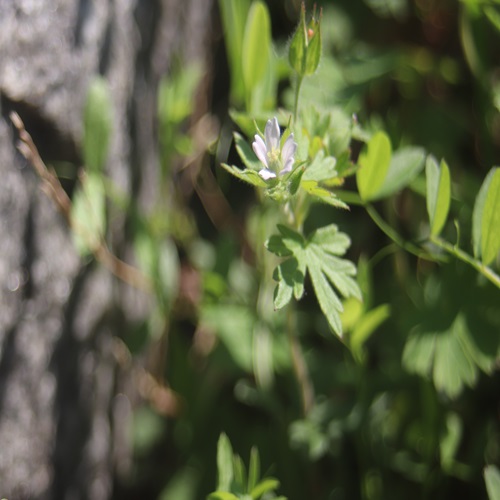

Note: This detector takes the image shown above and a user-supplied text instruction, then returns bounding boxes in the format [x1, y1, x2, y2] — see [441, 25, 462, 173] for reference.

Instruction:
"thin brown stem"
[10, 111, 152, 292]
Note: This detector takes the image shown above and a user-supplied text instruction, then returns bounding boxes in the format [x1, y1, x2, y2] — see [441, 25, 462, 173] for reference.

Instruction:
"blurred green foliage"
[73, 1, 500, 499]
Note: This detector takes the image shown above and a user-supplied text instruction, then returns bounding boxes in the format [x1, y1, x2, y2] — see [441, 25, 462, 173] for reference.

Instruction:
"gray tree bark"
[0, 1, 212, 498]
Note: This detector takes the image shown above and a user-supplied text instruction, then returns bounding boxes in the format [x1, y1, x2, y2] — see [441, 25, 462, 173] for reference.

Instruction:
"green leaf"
[234, 133, 262, 172]
[71, 172, 106, 256]
[288, 4, 322, 76]
[250, 478, 280, 499]
[221, 163, 268, 187]
[218, 0, 250, 104]
[426, 156, 451, 237]
[485, 6, 500, 33]
[472, 168, 497, 259]
[288, 5, 307, 75]
[207, 493, 239, 500]
[349, 304, 391, 363]
[356, 131, 392, 201]
[272, 258, 305, 309]
[83, 77, 112, 172]
[242, 1, 271, 94]
[480, 168, 500, 265]
[440, 413, 462, 472]
[301, 180, 349, 209]
[302, 151, 337, 182]
[373, 147, 426, 199]
[276, 224, 306, 253]
[233, 455, 247, 492]
[201, 305, 255, 372]
[485, 465, 500, 500]
[268, 224, 360, 338]
[247, 447, 260, 493]
[216, 433, 234, 491]
[289, 165, 305, 196]
[308, 224, 351, 255]
[308, 259, 343, 334]
[403, 314, 480, 398]
[158, 64, 202, 125]
[304, 18, 322, 76]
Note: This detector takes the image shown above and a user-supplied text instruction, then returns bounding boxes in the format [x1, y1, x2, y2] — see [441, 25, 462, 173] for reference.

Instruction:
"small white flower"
[252, 117, 297, 180]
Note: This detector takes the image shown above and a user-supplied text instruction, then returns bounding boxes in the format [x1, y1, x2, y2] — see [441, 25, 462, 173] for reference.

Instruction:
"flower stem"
[293, 75, 303, 124]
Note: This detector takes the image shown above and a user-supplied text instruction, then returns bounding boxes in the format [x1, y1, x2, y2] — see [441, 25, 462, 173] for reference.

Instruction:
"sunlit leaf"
[221, 163, 268, 187]
[289, 3, 322, 76]
[83, 77, 112, 172]
[242, 1, 271, 93]
[349, 304, 391, 363]
[71, 172, 106, 256]
[374, 147, 426, 199]
[272, 258, 305, 309]
[218, 0, 250, 104]
[471, 165, 500, 265]
[301, 180, 349, 209]
[480, 168, 500, 265]
[485, 465, 500, 500]
[426, 156, 451, 237]
[250, 478, 281, 498]
[267, 224, 360, 338]
[216, 433, 234, 492]
[247, 447, 260, 493]
[207, 493, 239, 500]
[302, 151, 337, 182]
[356, 131, 392, 201]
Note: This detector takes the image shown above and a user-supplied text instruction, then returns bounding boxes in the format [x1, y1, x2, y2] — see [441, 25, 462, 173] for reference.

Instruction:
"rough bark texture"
[0, 1, 212, 498]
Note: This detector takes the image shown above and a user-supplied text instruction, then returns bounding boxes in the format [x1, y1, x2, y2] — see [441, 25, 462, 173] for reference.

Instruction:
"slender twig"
[365, 203, 442, 263]
[430, 236, 500, 289]
[286, 294, 314, 417]
[10, 111, 152, 292]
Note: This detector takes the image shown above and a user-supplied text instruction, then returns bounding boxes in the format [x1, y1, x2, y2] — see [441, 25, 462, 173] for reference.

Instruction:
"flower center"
[267, 147, 281, 168]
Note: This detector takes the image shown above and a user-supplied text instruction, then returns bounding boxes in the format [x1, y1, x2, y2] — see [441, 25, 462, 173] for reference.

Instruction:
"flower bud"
[288, 3, 322, 77]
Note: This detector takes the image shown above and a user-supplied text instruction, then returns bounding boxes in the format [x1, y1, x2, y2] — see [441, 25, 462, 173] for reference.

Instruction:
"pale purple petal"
[280, 158, 294, 175]
[259, 168, 277, 180]
[265, 117, 280, 151]
[281, 134, 297, 165]
[252, 135, 268, 167]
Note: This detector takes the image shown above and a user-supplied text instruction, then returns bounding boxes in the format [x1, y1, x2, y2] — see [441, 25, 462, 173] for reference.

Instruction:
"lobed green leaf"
[302, 151, 337, 182]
